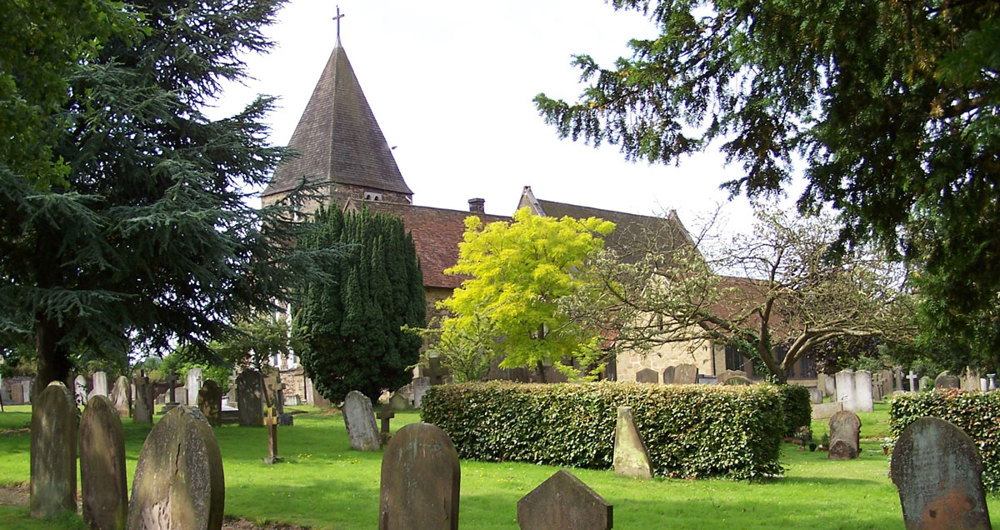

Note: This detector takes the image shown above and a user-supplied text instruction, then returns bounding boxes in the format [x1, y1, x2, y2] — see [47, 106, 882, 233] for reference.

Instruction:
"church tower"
[261, 31, 413, 210]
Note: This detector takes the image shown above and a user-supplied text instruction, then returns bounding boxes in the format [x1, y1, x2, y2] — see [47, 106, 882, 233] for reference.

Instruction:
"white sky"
[210, 0, 803, 236]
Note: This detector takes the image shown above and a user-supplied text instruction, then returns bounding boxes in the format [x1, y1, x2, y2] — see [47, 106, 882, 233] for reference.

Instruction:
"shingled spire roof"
[262, 39, 413, 200]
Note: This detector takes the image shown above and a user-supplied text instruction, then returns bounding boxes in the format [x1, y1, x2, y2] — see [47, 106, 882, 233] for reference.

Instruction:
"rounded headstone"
[379, 422, 460, 529]
[343, 390, 381, 451]
[197, 380, 222, 427]
[827, 410, 861, 461]
[30, 381, 78, 518]
[935, 371, 961, 390]
[128, 406, 225, 529]
[80, 395, 127, 529]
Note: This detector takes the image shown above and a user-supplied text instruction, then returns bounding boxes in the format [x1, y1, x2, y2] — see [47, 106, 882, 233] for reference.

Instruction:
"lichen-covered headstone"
[198, 380, 222, 427]
[379, 422, 460, 529]
[74, 374, 89, 405]
[80, 395, 127, 530]
[808, 386, 824, 404]
[935, 371, 961, 390]
[890, 417, 990, 530]
[30, 381, 77, 518]
[411, 376, 430, 409]
[827, 410, 861, 460]
[186, 368, 203, 408]
[133, 373, 153, 425]
[674, 363, 699, 384]
[613, 406, 653, 479]
[635, 368, 658, 384]
[110, 375, 131, 417]
[128, 406, 224, 529]
[517, 469, 613, 530]
[343, 390, 380, 451]
[236, 370, 264, 427]
[662, 366, 676, 384]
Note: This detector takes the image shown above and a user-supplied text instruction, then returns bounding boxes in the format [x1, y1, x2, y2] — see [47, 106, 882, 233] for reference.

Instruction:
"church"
[262, 34, 815, 392]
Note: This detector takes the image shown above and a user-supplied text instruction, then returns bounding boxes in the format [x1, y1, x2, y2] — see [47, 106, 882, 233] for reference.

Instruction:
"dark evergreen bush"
[778, 385, 812, 437]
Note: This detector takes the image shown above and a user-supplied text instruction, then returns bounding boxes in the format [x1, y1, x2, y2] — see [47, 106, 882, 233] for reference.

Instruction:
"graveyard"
[1, 399, 999, 529]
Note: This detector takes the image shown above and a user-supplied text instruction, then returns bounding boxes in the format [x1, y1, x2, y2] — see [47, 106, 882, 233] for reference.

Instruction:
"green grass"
[1, 401, 999, 529]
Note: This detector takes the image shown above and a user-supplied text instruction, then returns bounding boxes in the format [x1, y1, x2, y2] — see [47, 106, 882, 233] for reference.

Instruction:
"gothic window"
[725, 344, 744, 372]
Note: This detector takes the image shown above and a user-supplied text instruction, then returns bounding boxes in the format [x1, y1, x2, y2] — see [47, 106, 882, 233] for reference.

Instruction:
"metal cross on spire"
[333, 5, 346, 41]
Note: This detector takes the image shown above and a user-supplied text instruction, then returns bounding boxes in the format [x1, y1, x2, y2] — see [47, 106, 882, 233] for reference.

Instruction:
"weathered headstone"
[74, 374, 89, 405]
[80, 395, 127, 530]
[723, 375, 752, 386]
[91, 371, 109, 398]
[411, 376, 431, 409]
[236, 369, 264, 427]
[808, 386, 824, 404]
[128, 406, 224, 529]
[343, 390, 380, 451]
[10, 381, 23, 404]
[811, 402, 843, 420]
[824, 373, 837, 397]
[827, 410, 861, 460]
[935, 371, 961, 390]
[389, 391, 411, 411]
[132, 372, 153, 425]
[855, 370, 874, 412]
[890, 417, 991, 530]
[175, 385, 189, 406]
[109, 375, 131, 417]
[30, 381, 77, 519]
[378, 404, 395, 446]
[879, 369, 894, 400]
[989, 374, 997, 392]
[613, 406, 653, 479]
[981, 378, 989, 392]
[962, 369, 981, 392]
[379, 422, 460, 530]
[517, 469, 613, 530]
[817, 374, 831, 397]
[635, 368, 658, 384]
[894, 368, 904, 392]
[186, 367, 203, 408]
[262, 406, 283, 464]
[674, 363, 699, 384]
[835, 369, 857, 411]
[198, 380, 222, 427]
[662, 366, 676, 384]
[160, 369, 180, 414]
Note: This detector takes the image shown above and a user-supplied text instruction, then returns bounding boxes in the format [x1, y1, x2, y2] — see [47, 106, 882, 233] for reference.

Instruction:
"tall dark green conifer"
[294, 207, 425, 404]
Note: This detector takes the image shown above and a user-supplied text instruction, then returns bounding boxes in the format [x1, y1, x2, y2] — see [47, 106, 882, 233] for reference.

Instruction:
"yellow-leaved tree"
[436, 208, 615, 382]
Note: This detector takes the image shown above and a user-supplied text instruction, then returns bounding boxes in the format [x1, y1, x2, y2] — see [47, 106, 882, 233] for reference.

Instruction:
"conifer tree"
[294, 207, 425, 404]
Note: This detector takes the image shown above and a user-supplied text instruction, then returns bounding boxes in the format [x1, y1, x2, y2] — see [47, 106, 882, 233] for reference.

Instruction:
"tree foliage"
[575, 209, 914, 383]
[535, 0, 1000, 364]
[437, 208, 615, 381]
[293, 207, 425, 404]
[0, 0, 331, 389]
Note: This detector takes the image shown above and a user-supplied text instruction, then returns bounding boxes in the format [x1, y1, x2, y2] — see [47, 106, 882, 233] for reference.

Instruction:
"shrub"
[889, 390, 1000, 492]
[778, 385, 812, 437]
[420, 381, 784, 480]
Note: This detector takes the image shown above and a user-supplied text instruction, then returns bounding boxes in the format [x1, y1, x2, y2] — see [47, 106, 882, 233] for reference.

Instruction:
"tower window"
[364, 192, 382, 201]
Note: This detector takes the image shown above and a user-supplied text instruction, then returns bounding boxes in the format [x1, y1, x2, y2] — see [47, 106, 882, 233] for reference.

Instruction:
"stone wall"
[615, 336, 715, 383]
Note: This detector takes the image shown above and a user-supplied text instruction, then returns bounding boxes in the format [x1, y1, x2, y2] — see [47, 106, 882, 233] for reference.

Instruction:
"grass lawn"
[1, 401, 998, 529]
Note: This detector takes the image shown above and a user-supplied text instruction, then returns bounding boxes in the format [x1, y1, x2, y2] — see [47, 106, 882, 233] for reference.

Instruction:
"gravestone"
[811, 402, 843, 420]
[186, 367, 203, 408]
[894, 368, 904, 392]
[91, 371, 109, 398]
[160, 369, 180, 413]
[79, 395, 127, 530]
[426, 355, 447, 386]
[411, 376, 431, 409]
[662, 366, 676, 384]
[236, 370, 264, 427]
[855, 370, 874, 412]
[817, 374, 831, 397]
[378, 404, 395, 446]
[379, 423, 460, 530]
[132, 372, 153, 425]
[827, 410, 861, 460]
[990, 374, 997, 392]
[10, 381, 23, 404]
[635, 368, 658, 384]
[723, 375, 752, 386]
[109, 375, 131, 417]
[175, 385, 189, 406]
[128, 406, 224, 529]
[824, 374, 837, 397]
[74, 375, 89, 405]
[343, 390, 380, 451]
[808, 386, 824, 404]
[835, 369, 857, 411]
[919, 376, 932, 392]
[30, 381, 77, 519]
[198, 380, 222, 427]
[879, 369, 894, 399]
[674, 363, 699, 384]
[890, 417, 990, 530]
[517, 469, 613, 530]
[613, 406, 653, 479]
[981, 378, 989, 392]
[907, 370, 919, 393]
[389, 391, 411, 411]
[262, 406, 283, 464]
[935, 371, 961, 390]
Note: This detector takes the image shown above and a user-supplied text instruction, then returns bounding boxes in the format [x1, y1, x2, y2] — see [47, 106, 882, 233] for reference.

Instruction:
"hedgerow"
[778, 384, 812, 437]
[420, 381, 784, 480]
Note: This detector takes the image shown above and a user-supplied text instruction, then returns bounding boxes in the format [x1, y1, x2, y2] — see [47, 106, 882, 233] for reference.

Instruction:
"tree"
[210, 312, 291, 373]
[535, 1, 1000, 363]
[1, 0, 330, 389]
[577, 209, 914, 383]
[437, 208, 615, 381]
[293, 207, 425, 404]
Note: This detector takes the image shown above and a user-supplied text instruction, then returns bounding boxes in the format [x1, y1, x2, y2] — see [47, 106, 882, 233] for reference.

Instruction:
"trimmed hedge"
[420, 381, 784, 480]
[889, 390, 1000, 492]
[779, 385, 812, 437]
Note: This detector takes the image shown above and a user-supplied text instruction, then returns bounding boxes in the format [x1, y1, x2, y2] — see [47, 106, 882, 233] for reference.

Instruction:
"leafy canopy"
[438, 208, 614, 379]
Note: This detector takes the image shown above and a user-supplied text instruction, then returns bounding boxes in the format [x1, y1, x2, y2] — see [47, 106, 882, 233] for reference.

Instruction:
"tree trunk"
[34, 317, 72, 391]
[535, 360, 547, 383]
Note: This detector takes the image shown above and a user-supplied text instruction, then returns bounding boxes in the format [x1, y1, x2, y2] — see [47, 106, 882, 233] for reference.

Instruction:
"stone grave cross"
[906, 371, 918, 393]
[263, 406, 283, 464]
[166, 370, 179, 403]
[378, 404, 395, 446]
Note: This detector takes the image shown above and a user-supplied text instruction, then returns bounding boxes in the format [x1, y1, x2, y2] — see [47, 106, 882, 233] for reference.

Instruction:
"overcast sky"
[210, 0, 802, 235]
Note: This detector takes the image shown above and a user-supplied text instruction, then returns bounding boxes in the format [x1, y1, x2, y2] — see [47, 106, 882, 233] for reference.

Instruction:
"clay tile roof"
[263, 41, 412, 199]
[344, 200, 509, 289]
